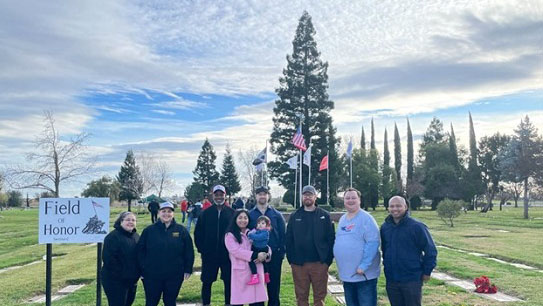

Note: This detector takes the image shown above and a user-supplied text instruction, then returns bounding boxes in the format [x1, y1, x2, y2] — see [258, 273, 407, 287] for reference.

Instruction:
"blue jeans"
[343, 278, 378, 306]
[186, 217, 197, 233]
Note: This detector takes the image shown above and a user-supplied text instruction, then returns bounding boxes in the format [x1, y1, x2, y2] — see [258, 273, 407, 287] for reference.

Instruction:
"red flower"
[474, 276, 498, 294]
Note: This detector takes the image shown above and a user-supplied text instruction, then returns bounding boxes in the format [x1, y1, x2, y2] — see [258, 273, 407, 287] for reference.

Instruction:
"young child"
[247, 215, 271, 285]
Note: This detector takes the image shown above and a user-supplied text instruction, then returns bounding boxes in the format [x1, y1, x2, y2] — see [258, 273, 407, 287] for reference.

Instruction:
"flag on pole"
[286, 155, 298, 169]
[252, 147, 267, 166]
[346, 138, 353, 158]
[291, 126, 307, 151]
[255, 163, 265, 171]
[92, 200, 104, 208]
[303, 145, 312, 166]
[319, 155, 328, 171]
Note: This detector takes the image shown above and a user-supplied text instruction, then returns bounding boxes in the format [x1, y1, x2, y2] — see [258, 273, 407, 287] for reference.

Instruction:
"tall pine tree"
[368, 118, 379, 208]
[192, 139, 220, 193]
[465, 112, 484, 204]
[449, 123, 460, 170]
[269, 11, 340, 205]
[220, 145, 241, 201]
[360, 126, 366, 152]
[407, 118, 414, 182]
[117, 150, 143, 211]
[394, 123, 402, 191]
[382, 128, 394, 208]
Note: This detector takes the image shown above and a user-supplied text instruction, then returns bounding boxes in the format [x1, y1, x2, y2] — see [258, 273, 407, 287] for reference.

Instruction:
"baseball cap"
[255, 186, 269, 194]
[213, 185, 226, 193]
[302, 185, 317, 195]
[159, 201, 175, 210]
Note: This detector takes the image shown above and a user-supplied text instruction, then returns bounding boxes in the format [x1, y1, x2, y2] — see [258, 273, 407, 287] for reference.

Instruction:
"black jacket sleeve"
[136, 228, 148, 276]
[102, 233, 122, 278]
[325, 213, 335, 266]
[276, 211, 287, 255]
[194, 210, 204, 253]
[182, 227, 195, 274]
[285, 211, 295, 264]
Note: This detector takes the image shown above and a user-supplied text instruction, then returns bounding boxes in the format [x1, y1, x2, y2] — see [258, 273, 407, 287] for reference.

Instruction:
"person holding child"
[247, 216, 271, 285]
[225, 209, 270, 306]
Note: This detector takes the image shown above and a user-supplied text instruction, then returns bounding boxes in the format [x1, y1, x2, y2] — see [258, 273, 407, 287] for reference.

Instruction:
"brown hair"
[256, 215, 271, 227]
[343, 187, 362, 199]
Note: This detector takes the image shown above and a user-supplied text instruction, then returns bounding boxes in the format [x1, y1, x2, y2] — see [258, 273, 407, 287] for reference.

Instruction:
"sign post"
[39, 198, 109, 306]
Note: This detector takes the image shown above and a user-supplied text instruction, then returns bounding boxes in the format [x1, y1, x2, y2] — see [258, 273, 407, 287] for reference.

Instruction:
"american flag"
[291, 126, 307, 151]
[92, 200, 104, 208]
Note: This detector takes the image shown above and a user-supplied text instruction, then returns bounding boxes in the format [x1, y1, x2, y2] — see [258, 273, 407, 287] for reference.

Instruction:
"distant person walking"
[381, 196, 437, 306]
[102, 211, 140, 306]
[334, 188, 380, 306]
[137, 202, 194, 306]
[180, 199, 188, 223]
[286, 185, 335, 306]
[148, 200, 159, 223]
[186, 200, 201, 233]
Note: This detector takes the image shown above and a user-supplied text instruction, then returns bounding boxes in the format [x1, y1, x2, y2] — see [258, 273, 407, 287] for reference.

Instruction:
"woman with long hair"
[225, 209, 270, 306]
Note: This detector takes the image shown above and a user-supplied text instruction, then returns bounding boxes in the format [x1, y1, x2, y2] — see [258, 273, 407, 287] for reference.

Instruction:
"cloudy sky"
[1, 0, 542, 197]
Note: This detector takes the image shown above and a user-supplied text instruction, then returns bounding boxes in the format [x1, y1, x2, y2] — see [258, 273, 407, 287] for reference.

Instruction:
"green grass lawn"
[0, 206, 542, 305]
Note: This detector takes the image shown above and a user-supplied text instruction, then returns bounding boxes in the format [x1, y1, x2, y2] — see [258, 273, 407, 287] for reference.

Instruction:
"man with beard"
[194, 185, 235, 306]
[248, 186, 286, 306]
[286, 185, 335, 306]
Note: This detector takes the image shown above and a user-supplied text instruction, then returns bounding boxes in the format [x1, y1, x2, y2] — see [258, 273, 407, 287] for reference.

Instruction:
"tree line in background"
[1, 11, 542, 220]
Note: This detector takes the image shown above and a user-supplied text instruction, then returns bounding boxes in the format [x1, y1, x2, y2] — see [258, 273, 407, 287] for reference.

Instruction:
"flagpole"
[299, 147, 302, 208]
[350, 154, 353, 188]
[294, 156, 298, 207]
[326, 151, 330, 206]
[308, 141, 311, 185]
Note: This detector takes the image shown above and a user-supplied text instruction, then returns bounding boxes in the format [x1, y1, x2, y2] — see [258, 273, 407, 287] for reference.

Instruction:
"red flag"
[291, 126, 307, 151]
[319, 155, 328, 171]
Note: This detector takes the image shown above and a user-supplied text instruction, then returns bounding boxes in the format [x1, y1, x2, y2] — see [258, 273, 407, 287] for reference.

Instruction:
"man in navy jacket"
[380, 196, 437, 306]
[248, 186, 286, 306]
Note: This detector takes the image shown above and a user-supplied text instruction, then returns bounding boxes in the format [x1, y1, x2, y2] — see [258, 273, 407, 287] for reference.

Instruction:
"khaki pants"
[291, 262, 329, 306]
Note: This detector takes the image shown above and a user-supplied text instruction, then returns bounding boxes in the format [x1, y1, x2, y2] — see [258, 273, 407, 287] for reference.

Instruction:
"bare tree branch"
[3, 110, 95, 196]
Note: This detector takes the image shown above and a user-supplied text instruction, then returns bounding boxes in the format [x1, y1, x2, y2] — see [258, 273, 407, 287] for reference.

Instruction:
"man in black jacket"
[148, 200, 159, 223]
[286, 185, 335, 306]
[194, 185, 235, 306]
[137, 202, 194, 306]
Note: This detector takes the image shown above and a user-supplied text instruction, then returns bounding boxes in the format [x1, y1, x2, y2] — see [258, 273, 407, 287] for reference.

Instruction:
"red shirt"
[202, 199, 212, 210]
[180, 200, 188, 212]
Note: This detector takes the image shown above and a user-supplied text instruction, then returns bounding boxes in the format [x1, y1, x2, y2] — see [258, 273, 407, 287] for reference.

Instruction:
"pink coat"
[225, 231, 270, 305]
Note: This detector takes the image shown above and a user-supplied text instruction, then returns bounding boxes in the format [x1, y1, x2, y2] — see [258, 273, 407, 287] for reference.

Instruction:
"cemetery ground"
[0, 206, 542, 306]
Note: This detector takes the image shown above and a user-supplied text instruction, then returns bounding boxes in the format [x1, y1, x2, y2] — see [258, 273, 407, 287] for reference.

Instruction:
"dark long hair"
[226, 209, 250, 244]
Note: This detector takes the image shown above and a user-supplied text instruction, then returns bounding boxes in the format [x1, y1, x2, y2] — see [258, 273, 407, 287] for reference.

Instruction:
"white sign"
[39, 198, 110, 244]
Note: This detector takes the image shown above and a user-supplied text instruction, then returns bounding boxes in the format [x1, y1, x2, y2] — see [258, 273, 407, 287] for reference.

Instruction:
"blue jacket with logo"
[380, 214, 437, 282]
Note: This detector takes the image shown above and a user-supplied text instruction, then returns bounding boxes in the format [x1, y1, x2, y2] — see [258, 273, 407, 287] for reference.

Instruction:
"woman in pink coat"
[225, 209, 270, 306]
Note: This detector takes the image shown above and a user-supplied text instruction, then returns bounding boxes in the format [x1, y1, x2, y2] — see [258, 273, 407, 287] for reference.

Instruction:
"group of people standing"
[101, 183, 437, 306]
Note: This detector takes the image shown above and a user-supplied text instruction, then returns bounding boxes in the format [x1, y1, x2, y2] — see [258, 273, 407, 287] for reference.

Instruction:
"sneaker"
[264, 273, 271, 283]
[247, 274, 259, 285]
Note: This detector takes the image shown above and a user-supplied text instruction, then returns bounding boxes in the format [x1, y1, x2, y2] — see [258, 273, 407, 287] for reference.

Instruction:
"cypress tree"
[407, 118, 414, 182]
[382, 129, 393, 207]
[394, 123, 402, 190]
[193, 138, 220, 193]
[361, 126, 366, 151]
[117, 150, 143, 211]
[269, 11, 339, 204]
[370, 118, 376, 150]
[449, 123, 460, 170]
[220, 144, 241, 201]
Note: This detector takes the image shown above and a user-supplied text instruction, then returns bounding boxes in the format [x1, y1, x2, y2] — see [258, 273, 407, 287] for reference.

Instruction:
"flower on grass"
[474, 276, 498, 294]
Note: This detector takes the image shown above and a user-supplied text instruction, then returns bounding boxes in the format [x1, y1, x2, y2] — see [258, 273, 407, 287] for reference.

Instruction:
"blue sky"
[0, 1, 541, 197]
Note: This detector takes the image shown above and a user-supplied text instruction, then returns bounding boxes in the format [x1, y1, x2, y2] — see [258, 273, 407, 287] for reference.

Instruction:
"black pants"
[143, 277, 183, 306]
[102, 277, 137, 306]
[150, 211, 158, 223]
[386, 280, 422, 306]
[249, 245, 269, 275]
[266, 252, 284, 306]
[201, 259, 231, 305]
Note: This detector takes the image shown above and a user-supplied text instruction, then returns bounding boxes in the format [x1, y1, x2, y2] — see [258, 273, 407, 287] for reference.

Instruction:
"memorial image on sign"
[39, 198, 110, 244]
